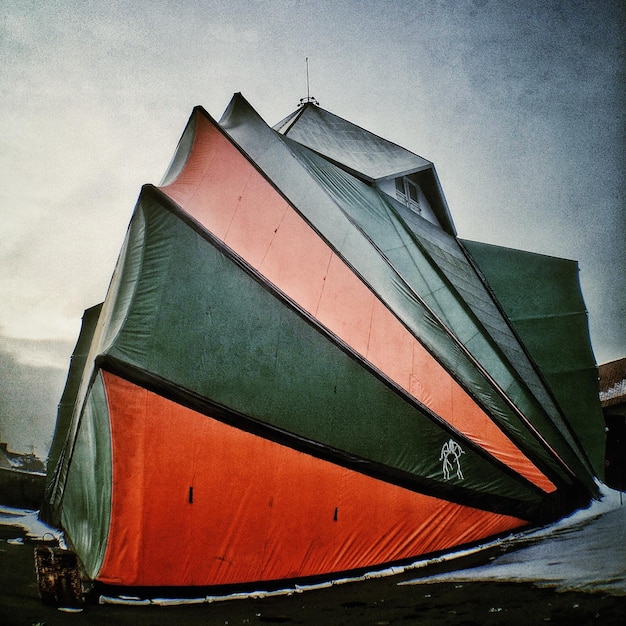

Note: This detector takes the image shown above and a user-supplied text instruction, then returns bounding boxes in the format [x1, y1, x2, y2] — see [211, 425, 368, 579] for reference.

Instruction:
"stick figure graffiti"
[440, 439, 465, 480]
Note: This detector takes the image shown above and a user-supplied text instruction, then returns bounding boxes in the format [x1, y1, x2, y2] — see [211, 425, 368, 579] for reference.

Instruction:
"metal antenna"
[306, 57, 311, 100]
[299, 57, 319, 107]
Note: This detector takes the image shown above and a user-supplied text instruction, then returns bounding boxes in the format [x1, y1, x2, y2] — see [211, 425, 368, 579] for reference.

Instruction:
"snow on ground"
[0, 505, 63, 544]
[402, 482, 626, 595]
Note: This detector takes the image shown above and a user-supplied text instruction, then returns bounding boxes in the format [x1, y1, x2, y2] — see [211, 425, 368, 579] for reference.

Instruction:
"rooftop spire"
[298, 57, 319, 107]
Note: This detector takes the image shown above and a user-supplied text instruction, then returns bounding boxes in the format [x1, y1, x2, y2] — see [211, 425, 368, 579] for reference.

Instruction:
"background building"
[599, 358, 626, 491]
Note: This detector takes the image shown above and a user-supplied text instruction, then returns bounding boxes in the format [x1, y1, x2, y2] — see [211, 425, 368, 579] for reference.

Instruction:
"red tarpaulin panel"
[97, 371, 525, 587]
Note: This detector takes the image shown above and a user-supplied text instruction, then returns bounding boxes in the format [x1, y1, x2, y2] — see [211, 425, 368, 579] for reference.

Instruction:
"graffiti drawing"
[440, 439, 465, 480]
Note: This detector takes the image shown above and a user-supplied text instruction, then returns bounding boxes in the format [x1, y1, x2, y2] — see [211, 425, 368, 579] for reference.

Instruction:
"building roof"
[274, 103, 432, 182]
[272, 101, 456, 236]
[599, 357, 626, 407]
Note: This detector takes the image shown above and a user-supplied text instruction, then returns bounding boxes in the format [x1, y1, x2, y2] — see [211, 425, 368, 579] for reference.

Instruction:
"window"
[395, 176, 421, 214]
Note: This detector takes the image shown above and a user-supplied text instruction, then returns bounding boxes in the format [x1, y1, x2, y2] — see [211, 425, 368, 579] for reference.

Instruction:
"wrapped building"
[43, 94, 605, 592]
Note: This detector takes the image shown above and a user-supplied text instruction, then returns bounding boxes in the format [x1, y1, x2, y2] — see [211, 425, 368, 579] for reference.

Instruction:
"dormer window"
[395, 176, 421, 214]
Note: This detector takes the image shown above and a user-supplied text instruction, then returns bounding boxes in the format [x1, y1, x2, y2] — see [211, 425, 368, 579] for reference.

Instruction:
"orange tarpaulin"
[98, 371, 525, 587]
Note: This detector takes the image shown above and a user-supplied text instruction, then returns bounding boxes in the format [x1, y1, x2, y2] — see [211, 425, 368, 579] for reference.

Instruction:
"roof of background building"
[599, 357, 626, 407]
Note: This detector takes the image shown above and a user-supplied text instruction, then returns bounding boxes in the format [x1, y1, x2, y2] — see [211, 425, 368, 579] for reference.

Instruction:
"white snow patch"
[0, 505, 64, 545]
[401, 482, 626, 595]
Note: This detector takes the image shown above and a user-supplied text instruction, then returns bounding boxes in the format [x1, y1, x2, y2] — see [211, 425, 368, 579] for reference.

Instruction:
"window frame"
[395, 176, 421, 215]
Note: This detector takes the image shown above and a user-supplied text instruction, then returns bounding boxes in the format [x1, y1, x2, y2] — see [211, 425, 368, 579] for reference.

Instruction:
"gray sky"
[1, 0, 624, 457]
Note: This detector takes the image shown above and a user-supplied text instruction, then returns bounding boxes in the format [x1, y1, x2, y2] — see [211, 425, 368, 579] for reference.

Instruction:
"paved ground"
[1, 524, 625, 625]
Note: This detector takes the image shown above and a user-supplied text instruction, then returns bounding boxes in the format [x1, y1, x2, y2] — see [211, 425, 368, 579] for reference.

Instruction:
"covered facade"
[599, 357, 626, 491]
[42, 94, 605, 592]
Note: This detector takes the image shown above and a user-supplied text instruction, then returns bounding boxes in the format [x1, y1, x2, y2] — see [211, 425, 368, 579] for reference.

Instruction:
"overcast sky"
[1, 0, 624, 457]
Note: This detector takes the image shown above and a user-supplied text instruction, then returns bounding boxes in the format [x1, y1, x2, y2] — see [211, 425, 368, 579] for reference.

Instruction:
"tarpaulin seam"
[258, 204, 289, 270]
[222, 169, 255, 245]
[313, 252, 335, 318]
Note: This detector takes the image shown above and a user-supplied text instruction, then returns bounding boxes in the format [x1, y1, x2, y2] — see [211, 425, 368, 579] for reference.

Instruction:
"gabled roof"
[274, 103, 432, 182]
[273, 101, 456, 236]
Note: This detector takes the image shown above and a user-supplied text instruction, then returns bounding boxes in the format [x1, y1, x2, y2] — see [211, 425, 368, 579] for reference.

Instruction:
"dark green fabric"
[43, 213, 149, 526]
[60, 372, 112, 578]
[45, 304, 102, 502]
[462, 240, 605, 479]
[104, 192, 546, 509]
[41, 215, 150, 526]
